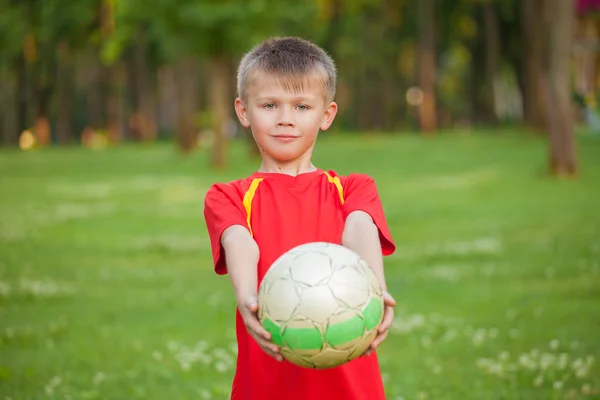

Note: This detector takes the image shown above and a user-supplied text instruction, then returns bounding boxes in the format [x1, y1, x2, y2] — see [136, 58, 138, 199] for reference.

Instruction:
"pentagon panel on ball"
[258, 242, 385, 370]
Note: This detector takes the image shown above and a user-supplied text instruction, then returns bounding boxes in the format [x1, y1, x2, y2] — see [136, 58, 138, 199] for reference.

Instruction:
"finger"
[265, 350, 284, 362]
[378, 308, 394, 333]
[370, 330, 389, 350]
[383, 291, 396, 307]
[253, 335, 280, 354]
[250, 334, 283, 361]
[246, 318, 272, 341]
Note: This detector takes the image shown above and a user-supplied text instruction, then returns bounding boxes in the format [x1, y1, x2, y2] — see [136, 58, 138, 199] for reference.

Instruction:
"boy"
[204, 37, 396, 400]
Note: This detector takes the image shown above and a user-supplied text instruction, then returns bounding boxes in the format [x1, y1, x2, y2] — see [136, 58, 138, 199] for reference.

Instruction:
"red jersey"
[204, 169, 395, 400]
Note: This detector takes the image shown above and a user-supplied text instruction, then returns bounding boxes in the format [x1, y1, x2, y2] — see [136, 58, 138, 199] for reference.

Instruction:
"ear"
[234, 97, 251, 128]
[320, 101, 338, 131]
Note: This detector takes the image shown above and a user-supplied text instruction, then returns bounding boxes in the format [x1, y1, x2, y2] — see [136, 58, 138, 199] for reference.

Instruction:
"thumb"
[383, 291, 396, 307]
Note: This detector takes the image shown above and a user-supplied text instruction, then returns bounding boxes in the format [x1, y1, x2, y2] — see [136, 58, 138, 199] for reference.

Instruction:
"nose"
[277, 106, 294, 127]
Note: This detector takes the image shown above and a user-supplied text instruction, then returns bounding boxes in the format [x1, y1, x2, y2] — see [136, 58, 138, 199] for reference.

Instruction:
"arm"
[220, 225, 283, 361]
[221, 225, 260, 305]
[342, 210, 396, 356]
[342, 211, 388, 291]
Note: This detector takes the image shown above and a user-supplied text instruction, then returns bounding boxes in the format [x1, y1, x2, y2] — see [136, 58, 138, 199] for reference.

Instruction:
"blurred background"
[1, 0, 600, 399]
[0, 0, 599, 173]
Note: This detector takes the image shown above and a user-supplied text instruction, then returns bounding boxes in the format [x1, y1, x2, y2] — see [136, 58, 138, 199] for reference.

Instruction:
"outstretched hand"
[364, 291, 396, 357]
[239, 296, 283, 362]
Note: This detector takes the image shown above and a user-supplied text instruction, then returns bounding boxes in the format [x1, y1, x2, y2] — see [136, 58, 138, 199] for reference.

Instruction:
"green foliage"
[102, 0, 319, 65]
[0, 1, 27, 67]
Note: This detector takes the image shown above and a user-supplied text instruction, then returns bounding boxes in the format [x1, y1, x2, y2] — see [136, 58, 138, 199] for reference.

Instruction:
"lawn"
[0, 131, 599, 399]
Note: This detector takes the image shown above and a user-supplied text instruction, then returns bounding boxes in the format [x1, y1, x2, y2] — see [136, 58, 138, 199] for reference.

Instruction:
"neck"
[258, 157, 317, 176]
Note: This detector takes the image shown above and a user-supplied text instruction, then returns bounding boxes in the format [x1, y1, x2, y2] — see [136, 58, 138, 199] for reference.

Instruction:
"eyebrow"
[255, 95, 316, 102]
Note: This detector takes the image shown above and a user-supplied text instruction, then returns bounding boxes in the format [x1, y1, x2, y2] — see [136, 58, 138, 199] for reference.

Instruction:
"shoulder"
[324, 170, 376, 187]
[204, 177, 256, 205]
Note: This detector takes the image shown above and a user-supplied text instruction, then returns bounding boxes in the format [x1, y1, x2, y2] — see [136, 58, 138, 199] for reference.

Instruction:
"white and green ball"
[258, 242, 384, 369]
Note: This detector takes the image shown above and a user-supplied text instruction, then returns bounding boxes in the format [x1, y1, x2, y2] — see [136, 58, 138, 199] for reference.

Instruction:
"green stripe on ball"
[262, 297, 383, 351]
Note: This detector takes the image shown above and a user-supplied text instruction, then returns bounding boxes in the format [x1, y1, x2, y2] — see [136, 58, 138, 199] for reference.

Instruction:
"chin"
[265, 150, 304, 162]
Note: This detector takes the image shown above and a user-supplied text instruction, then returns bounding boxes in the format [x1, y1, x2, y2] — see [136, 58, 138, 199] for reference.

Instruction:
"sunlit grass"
[0, 131, 599, 399]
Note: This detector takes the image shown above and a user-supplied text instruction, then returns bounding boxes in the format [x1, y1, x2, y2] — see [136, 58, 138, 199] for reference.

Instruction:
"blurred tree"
[0, 0, 99, 146]
[0, 0, 27, 145]
[418, 0, 437, 134]
[104, 0, 317, 165]
[521, 0, 549, 133]
[547, 0, 578, 176]
[102, 0, 161, 142]
[482, 0, 500, 124]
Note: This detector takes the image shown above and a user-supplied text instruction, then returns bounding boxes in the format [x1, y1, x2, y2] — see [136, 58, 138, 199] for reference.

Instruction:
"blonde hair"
[237, 37, 337, 103]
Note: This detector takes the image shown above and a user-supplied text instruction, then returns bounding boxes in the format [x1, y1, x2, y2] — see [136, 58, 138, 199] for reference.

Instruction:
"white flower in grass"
[44, 376, 62, 395]
[442, 329, 457, 343]
[575, 368, 588, 379]
[518, 354, 536, 371]
[214, 361, 229, 373]
[92, 372, 105, 386]
[180, 362, 191, 372]
[472, 328, 486, 346]
[581, 384, 592, 395]
[558, 353, 569, 370]
[540, 353, 556, 370]
[553, 381, 563, 390]
[167, 340, 179, 352]
[586, 355, 595, 365]
[533, 376, 543, 387]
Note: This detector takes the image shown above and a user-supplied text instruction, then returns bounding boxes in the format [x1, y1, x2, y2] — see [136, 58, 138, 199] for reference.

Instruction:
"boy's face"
[234, 72, 337, 165]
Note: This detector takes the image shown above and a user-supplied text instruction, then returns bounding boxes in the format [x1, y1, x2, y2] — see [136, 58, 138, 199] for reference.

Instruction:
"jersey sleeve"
[341, 173, 396, 256]
[204, 183, 249, 275]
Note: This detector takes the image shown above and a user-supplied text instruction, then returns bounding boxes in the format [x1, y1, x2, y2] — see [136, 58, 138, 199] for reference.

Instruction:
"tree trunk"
[575, 16, 598, 97]
[547, 0, 578, 177]
[175, 57, 199, 154]
[157, 65, 178, 135]
[131, 25, 157, 142]
[56, 42, 74, 144]
[208, 57, 230, 167]
[483, 1, 500, 125]
[16, 54, 28, 138]
[522, 0, 549, 133]
[106, 63, 126, 143]
[418, 0, 437, 134]
[85, 52, 105, 131]
[0, 69, 18, 146]
[34, 66, 52, 147]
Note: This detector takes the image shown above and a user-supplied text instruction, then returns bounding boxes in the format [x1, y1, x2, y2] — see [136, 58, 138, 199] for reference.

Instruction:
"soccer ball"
[257, 242, 384, 369]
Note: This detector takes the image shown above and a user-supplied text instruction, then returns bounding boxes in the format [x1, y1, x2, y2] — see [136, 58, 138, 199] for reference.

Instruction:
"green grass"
[0, 131, 599, 399]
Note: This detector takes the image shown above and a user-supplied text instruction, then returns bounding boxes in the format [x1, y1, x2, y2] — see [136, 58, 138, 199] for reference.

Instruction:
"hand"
[364, 291, 396, 357]
[239, 296, 283, 361]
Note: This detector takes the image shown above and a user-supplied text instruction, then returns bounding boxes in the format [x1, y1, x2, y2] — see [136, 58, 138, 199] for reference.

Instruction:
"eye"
[296, 104, 309, 111]
[263, 103, 276, 110]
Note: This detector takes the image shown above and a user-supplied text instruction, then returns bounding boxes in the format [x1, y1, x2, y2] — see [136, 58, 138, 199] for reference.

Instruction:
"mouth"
[272, 134, 299, 142]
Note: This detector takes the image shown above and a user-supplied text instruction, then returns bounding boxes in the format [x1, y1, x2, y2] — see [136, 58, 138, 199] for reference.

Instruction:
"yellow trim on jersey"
[323, 172, 345, 205]
[242, 178, 263, 237]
